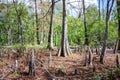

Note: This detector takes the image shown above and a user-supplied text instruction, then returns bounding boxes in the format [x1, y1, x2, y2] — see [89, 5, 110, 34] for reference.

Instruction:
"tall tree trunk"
[58, 0, 72, 57]
[39, 8, 44, 44]
[29, 49, 35, 77]
[47, 0, 55, 50]
[98, 0, 101, 44]
[13, 0, 24, 45]
[8, 28, 12, 45]
[102, 0, 105, 19]
[19, 17, 24, 45]
[7, 0, 12, 45]
[82, 0, 88, 45]
[40, 20, 44, 44]
[35, 0, 40, 44]
[100, 19, 109, 64]
[98, 0, 101, 20]
[117, 1, 120, 50]
[100, 0, 114, 64]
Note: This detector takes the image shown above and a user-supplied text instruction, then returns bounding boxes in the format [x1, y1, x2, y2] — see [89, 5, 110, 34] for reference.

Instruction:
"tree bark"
[40, 9, 45, 44]
[8, 28, 12, 45]
[29, 49, 35, 77]
[100, 0, 114, 64]
[58, 0, 72, 57]
[98, 0, 101, 20]
[47, 0, 55, 50]
[116, 53, 120, 68]
[98, 0, 101, 44]
[117, 1, 120, 50]
[82, 0, 89, 45]
[19, 17, 24, 45]
[40, 19, 44, 44]
[35, 0, 40, 44]
[100, 20, 109, 64]
[7, 0, 12, 45]
[84, 46, 93, 66]
[13, 0, 24, 45]
[88, 47, 93, 66]
[114, 40, 119, 53]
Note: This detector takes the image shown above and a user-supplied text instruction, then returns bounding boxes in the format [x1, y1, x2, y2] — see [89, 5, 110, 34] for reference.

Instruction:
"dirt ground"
[0, 49, 118, 80]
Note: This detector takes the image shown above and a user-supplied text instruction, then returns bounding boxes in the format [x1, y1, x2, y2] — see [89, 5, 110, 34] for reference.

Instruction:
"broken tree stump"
[114, 40, 119, 54]
[116, 53, 120, 68]
[48, 50, 52, 67]
[74, 69, 78, 75]
[84, 46, 93, 66]
[29, 49, 35, 77]
[88, 46, 93, 66]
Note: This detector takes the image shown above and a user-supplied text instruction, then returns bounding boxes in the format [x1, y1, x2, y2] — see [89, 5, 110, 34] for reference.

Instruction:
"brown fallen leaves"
[0, 49, 117, 80]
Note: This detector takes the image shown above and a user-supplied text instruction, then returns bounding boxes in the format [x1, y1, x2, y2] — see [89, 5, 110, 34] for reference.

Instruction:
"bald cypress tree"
[117, 0, 120, 51]
[47, 0, 55, 50]
[100, 0, 114, 64]
[58, 0, 72, 57]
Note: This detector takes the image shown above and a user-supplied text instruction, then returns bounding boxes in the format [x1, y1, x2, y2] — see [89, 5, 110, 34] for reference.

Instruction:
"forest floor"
[0, 48, 119, 80]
